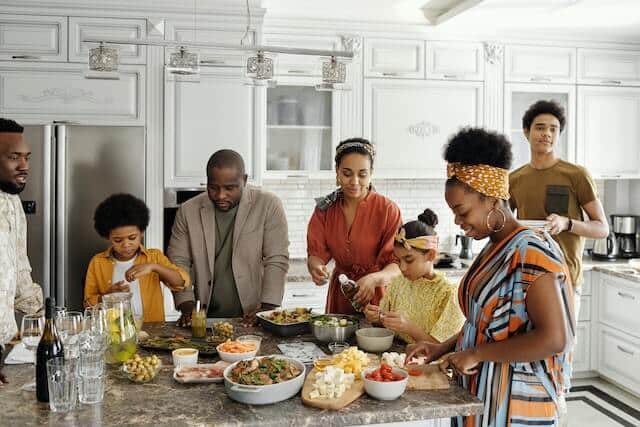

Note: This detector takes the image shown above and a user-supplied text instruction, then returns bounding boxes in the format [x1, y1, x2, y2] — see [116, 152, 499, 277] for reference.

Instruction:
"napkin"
[4, 342, 35, 364]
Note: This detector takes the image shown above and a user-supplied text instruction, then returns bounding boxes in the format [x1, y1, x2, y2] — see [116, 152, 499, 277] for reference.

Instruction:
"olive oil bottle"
[36, 297, 64, 402]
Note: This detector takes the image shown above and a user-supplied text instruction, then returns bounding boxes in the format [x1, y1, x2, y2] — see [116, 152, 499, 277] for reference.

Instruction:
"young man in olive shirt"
[509, 100, 609, 297]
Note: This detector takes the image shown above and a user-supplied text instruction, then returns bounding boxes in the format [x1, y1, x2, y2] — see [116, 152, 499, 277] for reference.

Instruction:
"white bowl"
[236, 335, 263, 352]
[216, 342, 259, 363]
[172, 348, 198, 368]
[363, 366, 409, 400]
[356, 328, 394, 353]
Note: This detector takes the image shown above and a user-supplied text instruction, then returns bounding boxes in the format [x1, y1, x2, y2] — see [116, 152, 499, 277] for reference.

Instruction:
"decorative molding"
[407, 121, 440, 138]
[340, 35, 362, 57]
[20, 88, 113, 104]
[483, 42, 504, 65]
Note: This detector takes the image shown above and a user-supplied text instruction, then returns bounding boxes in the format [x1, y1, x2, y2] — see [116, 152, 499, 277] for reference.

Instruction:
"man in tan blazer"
[167, 149, 289, 326]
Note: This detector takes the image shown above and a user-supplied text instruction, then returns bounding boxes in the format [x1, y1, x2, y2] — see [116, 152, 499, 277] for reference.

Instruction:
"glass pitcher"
[101, 292, 137, 364]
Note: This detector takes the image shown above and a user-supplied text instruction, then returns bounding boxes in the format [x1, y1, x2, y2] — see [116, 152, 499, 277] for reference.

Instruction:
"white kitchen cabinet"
[504, 83, 575, 170]
[597, 324, 640, 396]
[577, 86, 640, 178]
[597, 273, 640, 338]
[281, 282, 328, 313]
[164, 68, 257, 187]
[578, 48, 640, 87]
[0, 62, 144, 124]
[165, 20, 254, 68]
[426, 41, 484, 81]
[69, 17, 147, 64]
[0, 14, 67, 62]
[364, 79, 483, 178]
[264, 33, 343, 77]
[573, 322, 591, 373]
[263, 76, 341, 177]
[365, 38, 425, 79]
[505, 45, 576, 84]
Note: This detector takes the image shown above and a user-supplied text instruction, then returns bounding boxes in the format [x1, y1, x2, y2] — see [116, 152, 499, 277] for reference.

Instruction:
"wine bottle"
[36, 297, 64, 403]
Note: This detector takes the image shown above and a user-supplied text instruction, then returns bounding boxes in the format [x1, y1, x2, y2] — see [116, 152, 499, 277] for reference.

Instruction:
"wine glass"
[56, 311, 83, 360]
[20, 314, 44, 391]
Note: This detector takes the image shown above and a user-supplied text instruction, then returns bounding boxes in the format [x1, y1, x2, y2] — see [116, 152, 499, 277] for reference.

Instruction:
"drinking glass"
[46, 357, 77, 412]
[78, 348, 105, 378]
[20, 314, 44, 391]
[78, 374, 105, 405]
[56, 311, 83, 360]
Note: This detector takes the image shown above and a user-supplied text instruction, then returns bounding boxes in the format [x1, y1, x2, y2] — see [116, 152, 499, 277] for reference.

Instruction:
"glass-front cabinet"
[504, 83, 576, 171]
[263, 77, 341, 177]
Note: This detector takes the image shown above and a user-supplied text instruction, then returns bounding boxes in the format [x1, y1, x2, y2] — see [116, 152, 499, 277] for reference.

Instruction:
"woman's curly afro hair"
[93, 193, 150, 238]
[443, 127, 512, 170]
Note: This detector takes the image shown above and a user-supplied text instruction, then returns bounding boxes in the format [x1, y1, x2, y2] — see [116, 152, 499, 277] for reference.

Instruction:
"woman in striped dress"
[408, 128, 576, 427]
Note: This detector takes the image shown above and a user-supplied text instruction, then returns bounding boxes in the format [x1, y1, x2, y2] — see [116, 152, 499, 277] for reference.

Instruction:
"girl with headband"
[364, 209, 465, 344]
[408, 127, 575, 427]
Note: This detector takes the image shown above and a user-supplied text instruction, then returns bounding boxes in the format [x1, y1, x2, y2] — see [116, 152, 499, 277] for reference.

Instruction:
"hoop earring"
[486, 208, 506, 233]
[336, 177, 341, 187]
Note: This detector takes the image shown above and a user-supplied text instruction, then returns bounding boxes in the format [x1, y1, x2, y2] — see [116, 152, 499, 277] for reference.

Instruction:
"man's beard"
[0, 180, 26, 194]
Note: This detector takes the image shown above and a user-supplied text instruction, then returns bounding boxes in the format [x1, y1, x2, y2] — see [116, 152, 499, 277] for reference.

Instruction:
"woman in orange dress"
[307, 138, 402, 314]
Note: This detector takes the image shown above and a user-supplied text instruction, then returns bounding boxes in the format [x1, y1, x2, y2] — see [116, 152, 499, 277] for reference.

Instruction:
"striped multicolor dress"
[453, 227, 575, 427]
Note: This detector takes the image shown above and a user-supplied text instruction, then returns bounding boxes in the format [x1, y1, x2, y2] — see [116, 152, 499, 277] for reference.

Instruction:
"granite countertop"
[0, 321, 482, 427]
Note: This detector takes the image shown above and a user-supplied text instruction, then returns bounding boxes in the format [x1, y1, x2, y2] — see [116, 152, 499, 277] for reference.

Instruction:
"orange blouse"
[307, 191, 402, 314]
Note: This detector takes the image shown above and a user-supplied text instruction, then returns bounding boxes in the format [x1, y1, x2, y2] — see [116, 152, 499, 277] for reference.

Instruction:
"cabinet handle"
[601, 80, 622, 85]
[199, 182, 208, 186]
[382, 72, 400, 76]
[600, 175, 621, 179]
[12, 55, 41, 60]
[443, 74, 459, 79]
[530, 76, 552, 82]
[617, 291, 636, 300]
[617, 345, 635, 356]
[200, 59, 226, 65]
[292, 294, 312, 297]
[287, 70, 309, 74]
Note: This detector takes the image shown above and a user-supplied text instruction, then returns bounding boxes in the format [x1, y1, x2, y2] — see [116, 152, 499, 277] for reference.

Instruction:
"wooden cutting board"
[301, 368, 365, 410]
[406, 363, 450, 390]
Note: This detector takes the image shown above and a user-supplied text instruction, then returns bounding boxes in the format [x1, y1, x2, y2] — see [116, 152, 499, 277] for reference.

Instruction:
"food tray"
[256, 309, 311, 337]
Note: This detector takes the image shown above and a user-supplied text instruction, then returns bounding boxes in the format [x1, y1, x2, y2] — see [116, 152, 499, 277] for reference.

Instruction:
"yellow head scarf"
[394, 228, 438, 252]
[446, 162, 510, 200]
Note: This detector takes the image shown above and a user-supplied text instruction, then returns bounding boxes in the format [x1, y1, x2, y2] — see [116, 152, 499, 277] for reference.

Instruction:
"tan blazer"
[167, 186, 289, 313]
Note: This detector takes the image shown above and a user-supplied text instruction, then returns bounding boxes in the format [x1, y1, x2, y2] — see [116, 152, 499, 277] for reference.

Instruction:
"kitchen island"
[0, 321, 482, 427]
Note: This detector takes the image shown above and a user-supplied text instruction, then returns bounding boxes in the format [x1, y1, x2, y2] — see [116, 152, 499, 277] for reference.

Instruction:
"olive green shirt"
[509, 159, 598, 288]
[208, 205, 243, 317]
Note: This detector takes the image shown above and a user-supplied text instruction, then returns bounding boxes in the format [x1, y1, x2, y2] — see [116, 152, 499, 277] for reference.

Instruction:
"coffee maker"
[455, 234, 473, 259]
[611, 214, 639, 258]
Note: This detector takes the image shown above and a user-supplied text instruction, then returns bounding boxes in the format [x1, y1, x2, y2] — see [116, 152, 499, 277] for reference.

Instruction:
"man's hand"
[241, 303, 277, 327]
[177, 301, 195, 328]
[109, 281, 130, 293]
[546, 214, 571, 235]
[125, 263, 157, 282]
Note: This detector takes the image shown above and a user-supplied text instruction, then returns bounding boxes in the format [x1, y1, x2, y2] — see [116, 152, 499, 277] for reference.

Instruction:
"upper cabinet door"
[0, 14, 67, 62]
[69, 17, 147, 64]
[165, 21, 253, 68]
[426, 42, 484, 81]
[365, 38, 425, 79]
[263, 33, 343, 77]
[505, 45, 576, 84]
[577, 86, 640, 178]
[578, 48, 640, 87]
[364, 79, 483, 178]
[0, 62, 144, 125]
[504, 83, 576, 171]
[165, 68, 256, 187]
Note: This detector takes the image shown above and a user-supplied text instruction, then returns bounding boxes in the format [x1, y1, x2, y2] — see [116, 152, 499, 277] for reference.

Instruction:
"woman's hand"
[125, 263, 157, 282]
[353, 273, 381, 306]
[441, 349, 480, 376]
[364, 304, 381, 324]
[406, 340, 449, 364]
[309, 264, 330, 286]
[381, 311, 411, 335]
[108, 280, 130, 293]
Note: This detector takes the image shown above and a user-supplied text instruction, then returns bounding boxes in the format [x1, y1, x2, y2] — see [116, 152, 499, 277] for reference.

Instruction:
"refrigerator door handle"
[55, 124, 67, 306]
[42, 125, 53, 298]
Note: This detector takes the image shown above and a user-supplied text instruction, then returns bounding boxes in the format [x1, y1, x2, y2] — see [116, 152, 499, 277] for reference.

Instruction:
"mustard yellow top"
[380, 272, 466, 343]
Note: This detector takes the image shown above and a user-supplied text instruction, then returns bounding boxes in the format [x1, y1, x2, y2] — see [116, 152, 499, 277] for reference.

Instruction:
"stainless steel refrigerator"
[20, 123, 145, 311]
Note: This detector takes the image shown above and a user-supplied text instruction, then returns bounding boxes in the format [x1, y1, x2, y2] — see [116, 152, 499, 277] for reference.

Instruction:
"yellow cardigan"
[83, 246, 191, 322]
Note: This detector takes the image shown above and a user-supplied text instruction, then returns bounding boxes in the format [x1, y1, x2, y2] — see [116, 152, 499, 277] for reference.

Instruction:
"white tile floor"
[568, 377, 640, 427]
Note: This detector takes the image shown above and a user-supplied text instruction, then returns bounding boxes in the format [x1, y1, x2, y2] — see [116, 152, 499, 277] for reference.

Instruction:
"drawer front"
[578, 48, 640, 86]
[282, 282, 328, 311]
[69, 17, 147, 64]
[426, 42, 484, 81]
[597, 325, 640, 395]
[0, 63, 144, 124]
[264, 33, 343, 77]
[0, 14, 67, 61]
[365, 38, 425, 79]
[599, 275, 640, 338]
[505, 45, 576, 83]
[578, 295, 591, 322]
[573, 322, 591, 373]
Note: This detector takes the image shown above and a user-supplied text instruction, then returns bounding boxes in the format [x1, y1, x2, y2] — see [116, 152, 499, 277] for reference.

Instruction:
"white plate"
[173, 363, 227, 384]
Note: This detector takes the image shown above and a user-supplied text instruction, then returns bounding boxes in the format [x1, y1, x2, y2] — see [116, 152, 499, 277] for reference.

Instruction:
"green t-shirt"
[207, 205, 243, 317]
[509, 159, 598, 288]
